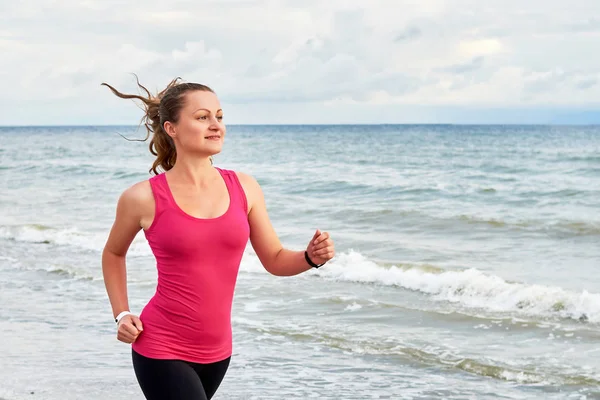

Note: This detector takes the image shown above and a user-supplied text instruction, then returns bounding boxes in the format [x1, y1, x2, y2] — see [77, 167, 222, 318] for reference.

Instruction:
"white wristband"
[115, 311, 133, 324]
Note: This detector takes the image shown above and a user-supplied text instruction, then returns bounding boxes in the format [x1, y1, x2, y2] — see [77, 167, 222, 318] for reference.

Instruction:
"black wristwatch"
[304, 251, 325, 269]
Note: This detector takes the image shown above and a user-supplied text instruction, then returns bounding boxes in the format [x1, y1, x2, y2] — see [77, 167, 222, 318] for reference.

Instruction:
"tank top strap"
[148, 173, 171, 215]
[216, 167, 248, 214]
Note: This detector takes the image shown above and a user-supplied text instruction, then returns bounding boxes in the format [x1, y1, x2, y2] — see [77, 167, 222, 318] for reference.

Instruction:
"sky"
[1, 0, 600, 125]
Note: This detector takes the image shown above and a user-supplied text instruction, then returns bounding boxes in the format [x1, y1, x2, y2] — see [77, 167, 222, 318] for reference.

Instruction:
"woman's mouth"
[205, 135, 221, 141]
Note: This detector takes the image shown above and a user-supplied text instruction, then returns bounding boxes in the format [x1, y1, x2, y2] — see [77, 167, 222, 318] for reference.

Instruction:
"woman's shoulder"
[219, 169, 263, 209]
[117, 176, 155, 209]
[221, 169, 260, 189]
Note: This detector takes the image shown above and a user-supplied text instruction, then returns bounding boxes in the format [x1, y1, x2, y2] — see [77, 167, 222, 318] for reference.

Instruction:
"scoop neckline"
[162, 167, 232, 222]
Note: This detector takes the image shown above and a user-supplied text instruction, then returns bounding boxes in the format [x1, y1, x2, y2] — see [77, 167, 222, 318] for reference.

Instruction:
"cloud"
[1, 0, 600, 124]
[395, 26, 422, 43]
[437, 56, 486, 74]
[459, 39, 504, 56]
[563, 18, 600, 34]
[575, 78, 598, 90]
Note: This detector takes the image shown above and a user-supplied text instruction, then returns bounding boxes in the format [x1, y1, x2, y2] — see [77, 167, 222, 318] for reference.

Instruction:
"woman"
[100, 77, 335, 400]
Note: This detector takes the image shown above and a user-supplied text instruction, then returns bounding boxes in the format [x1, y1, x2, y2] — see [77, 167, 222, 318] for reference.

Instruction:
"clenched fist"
[117, 314, 144, 344]
[306, 229, 335, 266]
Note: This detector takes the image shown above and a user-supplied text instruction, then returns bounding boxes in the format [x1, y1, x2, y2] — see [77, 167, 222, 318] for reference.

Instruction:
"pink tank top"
[131, 167, 250, 363]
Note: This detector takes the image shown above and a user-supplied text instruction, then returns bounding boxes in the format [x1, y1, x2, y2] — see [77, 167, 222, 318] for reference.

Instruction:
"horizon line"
[1, 122, 600, 128]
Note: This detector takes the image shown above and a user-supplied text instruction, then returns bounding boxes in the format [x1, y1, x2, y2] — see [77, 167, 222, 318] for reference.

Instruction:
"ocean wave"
[456, 215, 600, 236]
[0, 224, 100, 249]
[234, 316, 600, 387]
[3, 224, 598, 325]
[22, 264, 98, 281]
[0, 252, 99, 282]
[0, 224, 151, 256]
[564, 154, 600, 163]
[329, 208, 600, 236]
[303, 251, 600, 324]
[45, 266, 96, 281]
[111, 170, 149, 180]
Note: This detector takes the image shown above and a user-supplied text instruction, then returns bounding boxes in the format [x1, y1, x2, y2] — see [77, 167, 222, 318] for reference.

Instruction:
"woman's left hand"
[306, 229, 335, 266]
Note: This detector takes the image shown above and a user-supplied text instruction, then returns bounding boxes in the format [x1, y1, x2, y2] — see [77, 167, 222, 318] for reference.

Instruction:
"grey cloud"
[331, 9, 374, 50]
[222, 66, 424, 104]
[395, 26, 422, 42]
[3, 0, 600, 125]
[243, 64, 268, 79]
[67, 71, 98, 87]
[368, 72, 424, 96]
[333, 9, 366, 34]
[430, 57, 499, 92]
[564, 18, 600, 33]
[437, 57, 485, 74]
[524, 76, 565, 94]
[219, 27, 425, 104]
[523, 69, 599, 93]
[575, 78, 597, 90]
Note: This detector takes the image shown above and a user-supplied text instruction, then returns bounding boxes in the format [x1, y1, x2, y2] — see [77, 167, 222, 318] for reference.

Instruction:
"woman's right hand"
[117, 314, 144, 344]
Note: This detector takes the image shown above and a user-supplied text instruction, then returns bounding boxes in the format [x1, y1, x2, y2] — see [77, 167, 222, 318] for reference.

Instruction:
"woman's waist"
[133, 311, 233, 359]
[154, 271, 239, 295]
[141, 295, 231, 330]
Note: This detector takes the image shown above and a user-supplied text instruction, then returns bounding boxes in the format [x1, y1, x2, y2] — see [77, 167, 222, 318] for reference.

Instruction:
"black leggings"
[132, 349, 230, 400]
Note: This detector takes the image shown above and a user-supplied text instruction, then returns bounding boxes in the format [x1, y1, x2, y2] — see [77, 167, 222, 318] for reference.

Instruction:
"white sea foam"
[300, 250, 600, 324]
[3, 224, 599, 324]
[0, 224, 152, 256]
[345, 302, 362, 311]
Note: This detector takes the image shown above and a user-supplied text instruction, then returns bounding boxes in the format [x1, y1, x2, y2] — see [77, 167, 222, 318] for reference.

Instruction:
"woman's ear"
[163, 121, 176, 139]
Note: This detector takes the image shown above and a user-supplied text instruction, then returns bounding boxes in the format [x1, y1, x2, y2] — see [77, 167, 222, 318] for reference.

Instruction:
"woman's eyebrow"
[193, 108, 223, 113]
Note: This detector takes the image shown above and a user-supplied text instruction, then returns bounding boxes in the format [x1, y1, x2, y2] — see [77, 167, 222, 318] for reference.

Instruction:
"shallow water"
[1, 125, 599, 399]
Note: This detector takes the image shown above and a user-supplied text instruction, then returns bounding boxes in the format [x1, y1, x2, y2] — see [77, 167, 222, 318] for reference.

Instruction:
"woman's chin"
[205, 148, 223, 158]
[183, 144, 223, 157]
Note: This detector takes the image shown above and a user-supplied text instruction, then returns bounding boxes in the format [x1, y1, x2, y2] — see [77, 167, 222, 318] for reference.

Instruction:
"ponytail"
[101, 75, 214, 175]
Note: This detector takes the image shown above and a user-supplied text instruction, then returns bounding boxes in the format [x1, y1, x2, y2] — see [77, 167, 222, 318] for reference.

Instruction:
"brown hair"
[101, 75, 214, 175]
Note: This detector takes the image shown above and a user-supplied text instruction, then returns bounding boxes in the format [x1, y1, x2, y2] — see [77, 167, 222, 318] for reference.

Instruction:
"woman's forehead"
[183, 91, 221, 111]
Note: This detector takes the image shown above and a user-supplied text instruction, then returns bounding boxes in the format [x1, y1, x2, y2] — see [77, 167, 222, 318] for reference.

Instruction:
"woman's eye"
[197, 115, 223, 121]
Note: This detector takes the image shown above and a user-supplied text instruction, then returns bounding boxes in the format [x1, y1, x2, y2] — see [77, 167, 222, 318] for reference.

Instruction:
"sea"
[0, 124, 599, 400]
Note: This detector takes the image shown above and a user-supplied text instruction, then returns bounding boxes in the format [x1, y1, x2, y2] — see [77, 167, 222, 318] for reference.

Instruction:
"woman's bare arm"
[237, 172, 334, 276]
[102, 181, 153, 319]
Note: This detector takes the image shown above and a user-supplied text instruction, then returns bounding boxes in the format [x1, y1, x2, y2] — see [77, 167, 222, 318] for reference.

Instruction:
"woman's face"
[167, 90, 226, 157]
